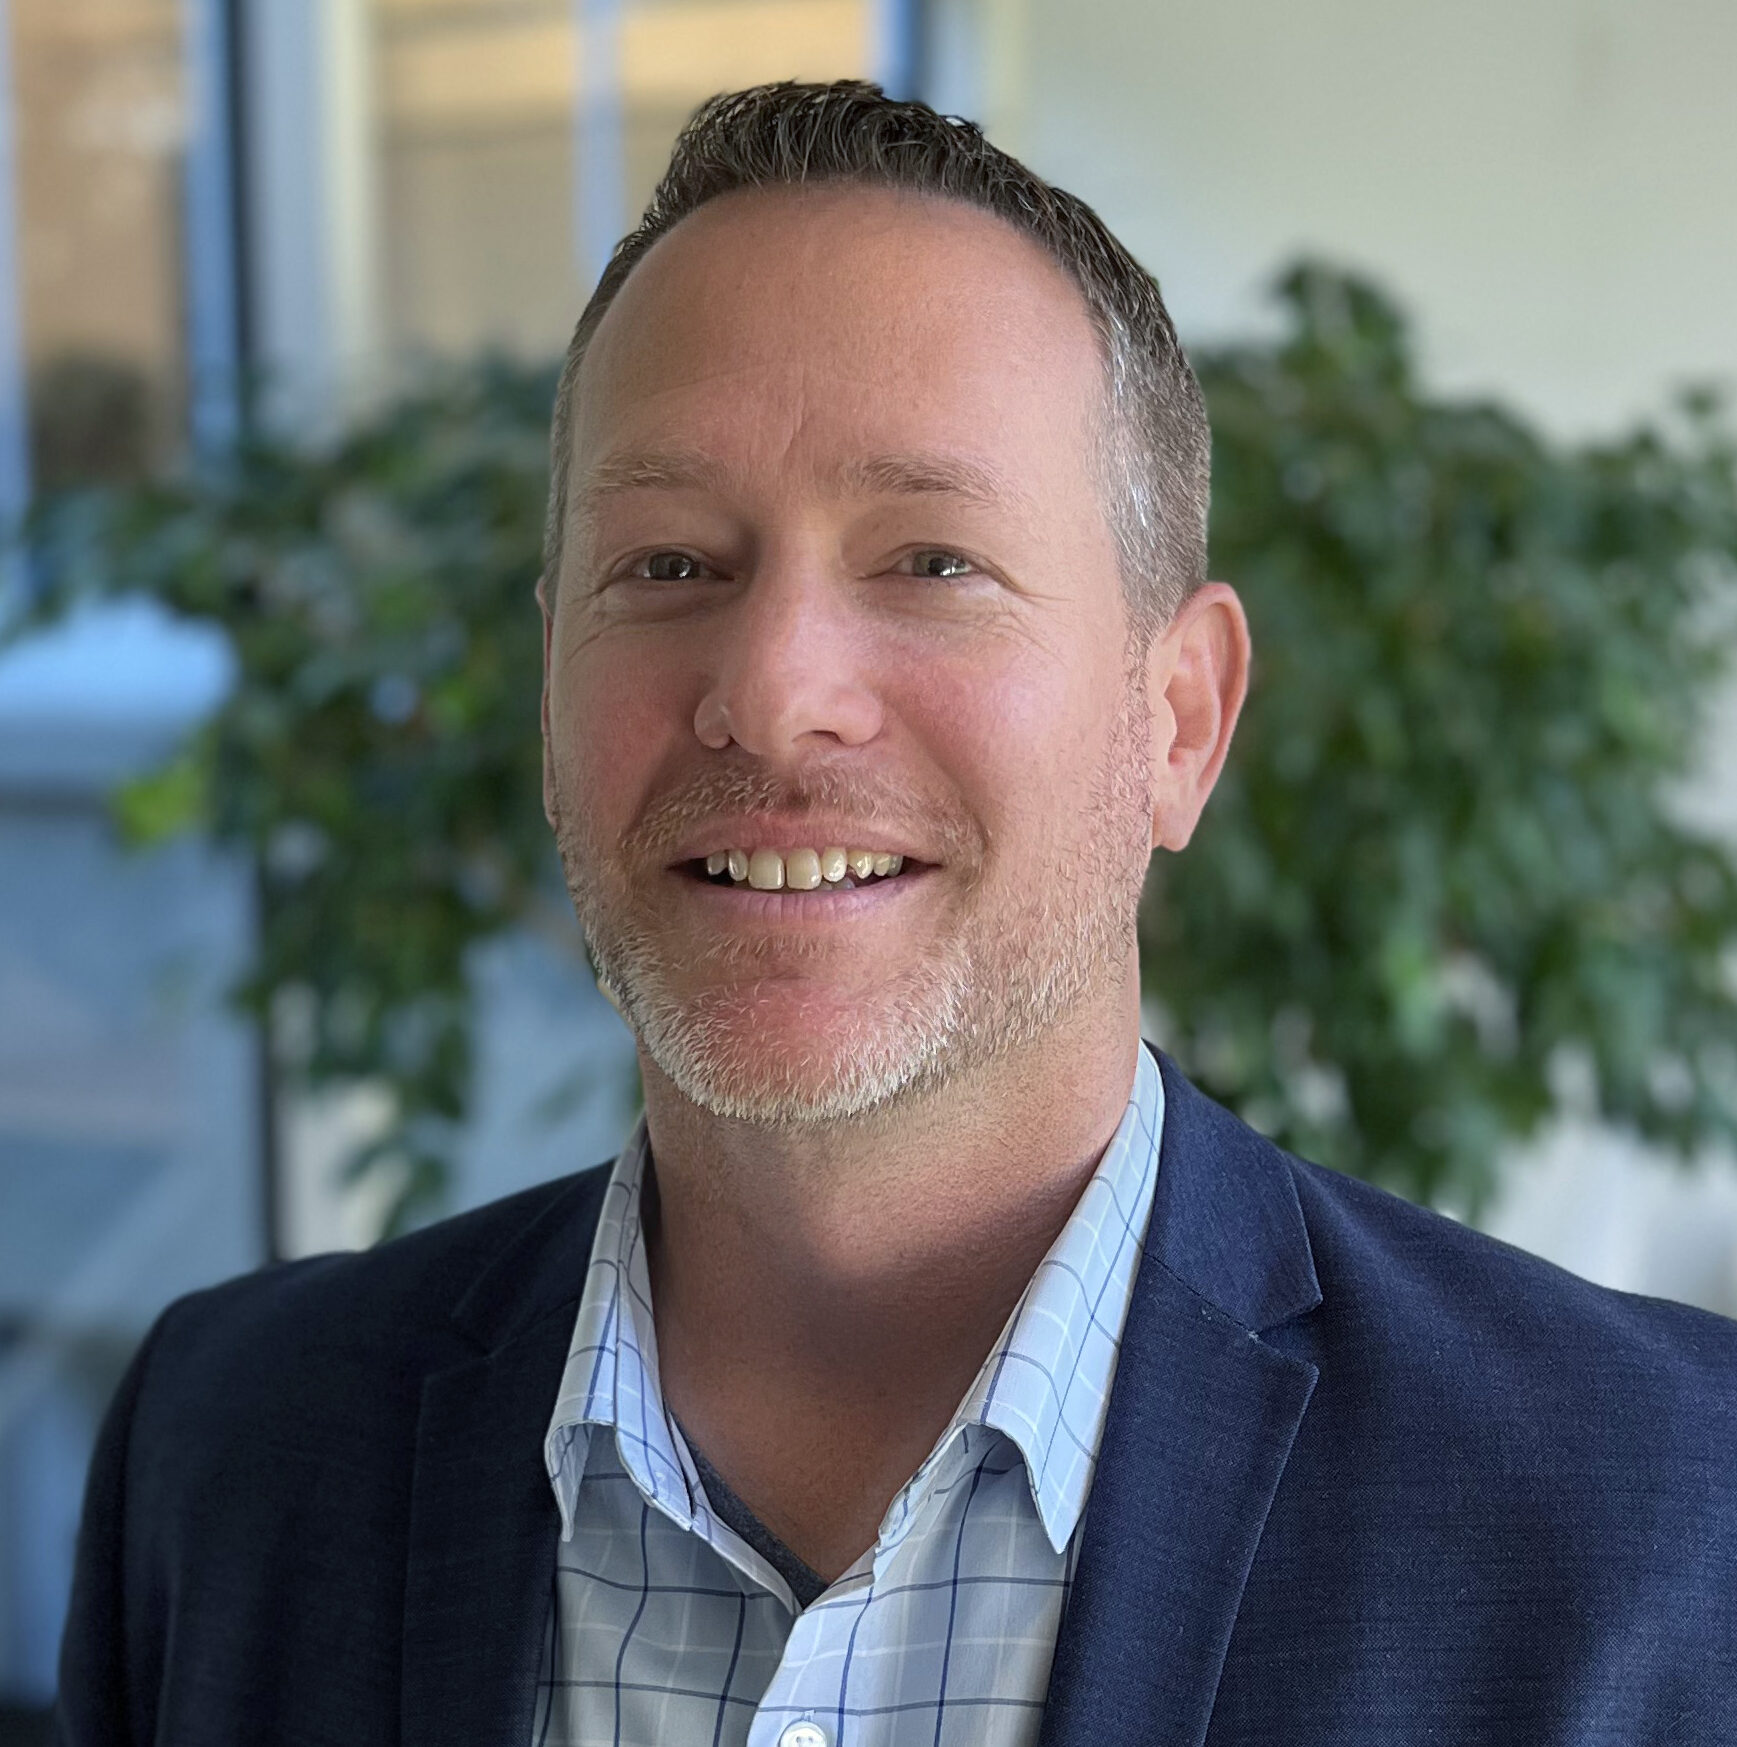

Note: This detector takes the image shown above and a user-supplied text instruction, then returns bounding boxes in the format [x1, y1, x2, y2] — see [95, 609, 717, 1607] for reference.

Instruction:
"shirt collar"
[544, 1045, 1165, 1559]
[957, 1042, 1164, 1550]
[543, 1124, 696, 1542]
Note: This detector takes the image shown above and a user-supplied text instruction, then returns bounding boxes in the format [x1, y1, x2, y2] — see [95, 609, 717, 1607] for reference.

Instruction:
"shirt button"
[777, 1725, 830, 1747]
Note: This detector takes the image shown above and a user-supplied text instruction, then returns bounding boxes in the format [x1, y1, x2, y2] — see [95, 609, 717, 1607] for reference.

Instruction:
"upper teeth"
[703, 847, 906, 890]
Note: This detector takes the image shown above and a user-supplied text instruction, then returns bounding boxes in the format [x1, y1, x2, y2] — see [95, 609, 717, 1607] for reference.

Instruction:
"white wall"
[995, 0, 1737, 438]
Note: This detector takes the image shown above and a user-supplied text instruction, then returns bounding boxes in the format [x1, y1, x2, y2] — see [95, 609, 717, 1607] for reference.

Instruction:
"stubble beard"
[551, 682, 1153, 1128]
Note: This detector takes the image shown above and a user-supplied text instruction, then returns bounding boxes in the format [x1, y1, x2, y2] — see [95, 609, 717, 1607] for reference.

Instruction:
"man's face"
[543, 186, 1158, 1123]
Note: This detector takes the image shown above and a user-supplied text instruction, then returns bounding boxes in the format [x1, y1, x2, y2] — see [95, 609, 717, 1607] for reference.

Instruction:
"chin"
[627, 976, 966, 1126]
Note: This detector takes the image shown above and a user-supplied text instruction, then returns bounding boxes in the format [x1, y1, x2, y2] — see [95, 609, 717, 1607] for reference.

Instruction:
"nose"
[693, 559, 883, 757]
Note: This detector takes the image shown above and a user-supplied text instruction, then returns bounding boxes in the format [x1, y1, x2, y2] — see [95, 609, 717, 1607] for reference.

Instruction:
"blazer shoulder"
[1218, 1143, 1737, 1693]
[1282, 1146, 1737, 1410]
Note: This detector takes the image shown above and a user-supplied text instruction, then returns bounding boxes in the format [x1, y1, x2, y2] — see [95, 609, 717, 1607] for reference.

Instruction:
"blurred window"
[377, 0, 582, 359]
[374, 0, 873, 364]
[12, 0, 188, 490]
[613, 0, 872, 214]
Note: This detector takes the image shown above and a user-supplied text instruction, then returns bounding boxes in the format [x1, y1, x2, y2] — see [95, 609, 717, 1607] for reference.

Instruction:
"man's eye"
[635, 551, 712, 582]
[905, 550, 975, 579]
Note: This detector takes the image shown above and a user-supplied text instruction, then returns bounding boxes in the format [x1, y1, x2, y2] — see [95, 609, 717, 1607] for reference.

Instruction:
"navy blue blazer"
[56, 1052, 1737, 1744]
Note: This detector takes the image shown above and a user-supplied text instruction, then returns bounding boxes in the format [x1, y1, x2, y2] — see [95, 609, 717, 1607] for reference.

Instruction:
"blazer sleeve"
[53, 1309, 173, 1747]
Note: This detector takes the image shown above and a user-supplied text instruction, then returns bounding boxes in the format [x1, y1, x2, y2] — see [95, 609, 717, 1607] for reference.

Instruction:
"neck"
[637, 967, 1143, 1578]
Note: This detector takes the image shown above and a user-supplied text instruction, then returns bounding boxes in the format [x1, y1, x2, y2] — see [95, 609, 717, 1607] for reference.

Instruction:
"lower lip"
[672, 866, 933, 921]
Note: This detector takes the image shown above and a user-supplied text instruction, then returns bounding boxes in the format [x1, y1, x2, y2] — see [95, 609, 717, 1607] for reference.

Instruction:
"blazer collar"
[1039, 1049, 1323, 1747]
[1142, 1046, 1322, 1331]
[401, 1165, 613, 1746]
[448, 1165, 615, 1352]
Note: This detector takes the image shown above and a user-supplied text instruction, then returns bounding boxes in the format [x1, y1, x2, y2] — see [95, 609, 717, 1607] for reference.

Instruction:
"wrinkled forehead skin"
[561, 182, 1123, 614]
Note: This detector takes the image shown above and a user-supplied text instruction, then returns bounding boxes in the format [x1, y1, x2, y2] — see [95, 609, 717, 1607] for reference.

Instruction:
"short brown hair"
[544, 80, 1209, 632]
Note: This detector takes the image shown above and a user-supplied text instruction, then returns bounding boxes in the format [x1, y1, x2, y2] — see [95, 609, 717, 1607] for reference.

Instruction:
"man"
[58, 81, 1737, 1747]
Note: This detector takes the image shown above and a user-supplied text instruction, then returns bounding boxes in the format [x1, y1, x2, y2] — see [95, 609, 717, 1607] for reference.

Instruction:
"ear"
[1144, 582, 1251, 852]
[537, 572, 557, 830]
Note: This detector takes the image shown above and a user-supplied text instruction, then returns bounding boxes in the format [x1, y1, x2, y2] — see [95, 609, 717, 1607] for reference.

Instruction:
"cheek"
[550, 632, 689, 823]
[893, 640, 1105, 847]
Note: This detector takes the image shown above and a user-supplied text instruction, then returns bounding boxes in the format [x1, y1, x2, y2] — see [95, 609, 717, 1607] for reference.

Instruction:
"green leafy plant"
[12, 266, 1737, 1228]
[21, 362, 567, 1230]
[1147, 266, 1737, 1209]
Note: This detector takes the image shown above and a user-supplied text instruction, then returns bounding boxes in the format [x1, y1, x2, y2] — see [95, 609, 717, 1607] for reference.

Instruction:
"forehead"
[570, 184, 1108, 483]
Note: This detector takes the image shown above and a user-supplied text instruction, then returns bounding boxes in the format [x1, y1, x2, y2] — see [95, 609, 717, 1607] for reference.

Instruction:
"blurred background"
[1, 0, 1736, 1729]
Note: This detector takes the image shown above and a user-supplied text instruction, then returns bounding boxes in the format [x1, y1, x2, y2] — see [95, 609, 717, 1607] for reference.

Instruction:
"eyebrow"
[836, 452, 1029, 511]
[576, 449, 729, 505]
[573, 447, 1035, 521]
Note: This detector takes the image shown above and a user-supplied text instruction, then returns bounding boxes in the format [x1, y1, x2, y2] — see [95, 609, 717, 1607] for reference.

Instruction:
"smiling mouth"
[684, 846, 919, 891]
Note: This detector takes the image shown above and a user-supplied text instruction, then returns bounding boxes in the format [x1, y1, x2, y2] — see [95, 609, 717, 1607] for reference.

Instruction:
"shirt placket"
[740, 1430, 980, 1747]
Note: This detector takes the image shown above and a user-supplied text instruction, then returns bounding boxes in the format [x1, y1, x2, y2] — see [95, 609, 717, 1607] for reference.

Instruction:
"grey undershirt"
[681, 1429, 829, 1609]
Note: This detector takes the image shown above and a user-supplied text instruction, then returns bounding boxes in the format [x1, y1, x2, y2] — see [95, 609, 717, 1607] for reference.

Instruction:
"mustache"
[622, 757, 981, 867]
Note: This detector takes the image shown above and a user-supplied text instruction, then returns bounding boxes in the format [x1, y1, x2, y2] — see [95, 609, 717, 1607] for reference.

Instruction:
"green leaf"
[113, 734, 214, 845]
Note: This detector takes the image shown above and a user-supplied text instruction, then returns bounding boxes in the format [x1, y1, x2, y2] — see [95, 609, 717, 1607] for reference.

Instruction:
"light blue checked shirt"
[533, 1045, 1164, 1747]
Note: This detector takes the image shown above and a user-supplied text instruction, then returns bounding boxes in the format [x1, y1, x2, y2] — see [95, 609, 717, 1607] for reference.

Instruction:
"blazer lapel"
[400, 1168, 612, 1747]
[1039, 1052, 1322, 1747]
